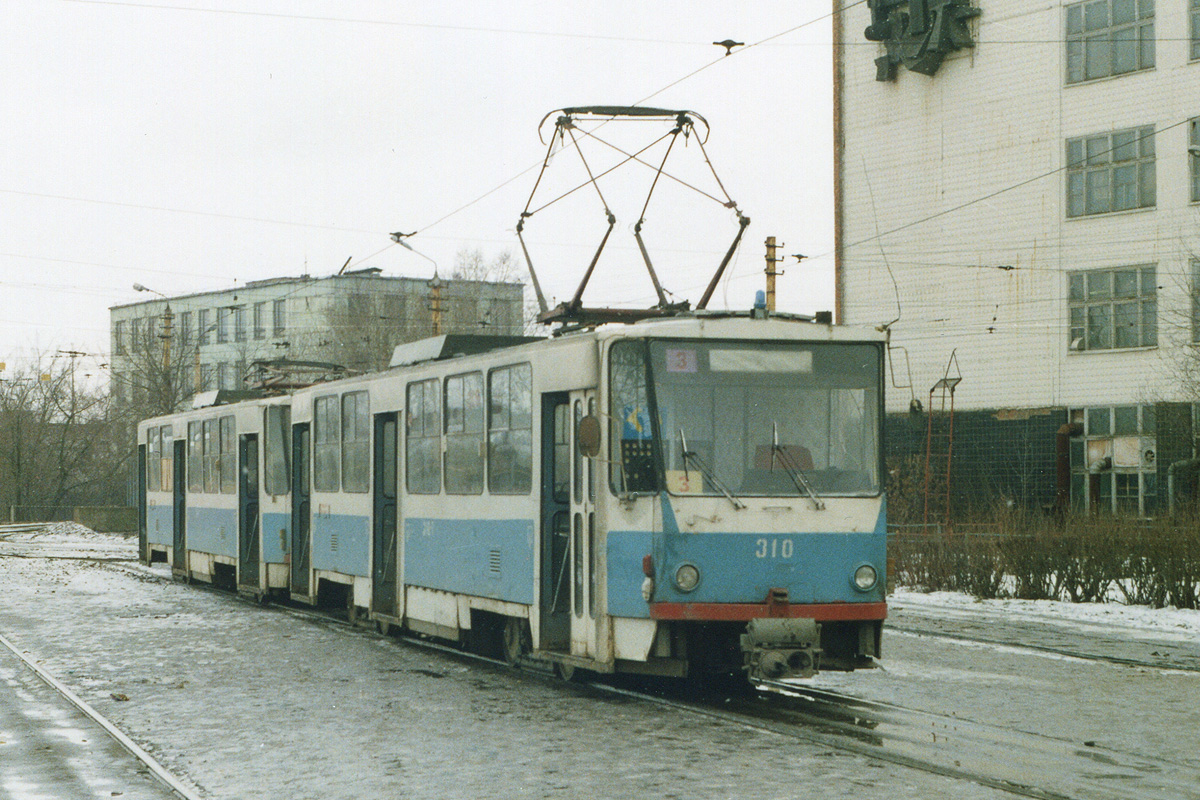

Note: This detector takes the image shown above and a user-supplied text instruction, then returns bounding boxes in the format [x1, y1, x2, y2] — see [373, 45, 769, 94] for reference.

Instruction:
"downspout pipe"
[1055, 422, 1083, 514]
[1167, 458, 1200, 515]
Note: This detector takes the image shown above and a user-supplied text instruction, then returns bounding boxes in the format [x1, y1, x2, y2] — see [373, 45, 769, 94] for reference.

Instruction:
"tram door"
[238, 434, 261, 589]
[137, 444, 147, 563]
[568, 391, 598, 658]
[171, 439, 187, 575]
[372, 412, 399, 619]
[539, 393, 571, 651]
[290, 423, 312, 598]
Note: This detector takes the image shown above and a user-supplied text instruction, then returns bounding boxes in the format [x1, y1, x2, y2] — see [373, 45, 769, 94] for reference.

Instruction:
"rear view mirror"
[577, 415, 601, 458]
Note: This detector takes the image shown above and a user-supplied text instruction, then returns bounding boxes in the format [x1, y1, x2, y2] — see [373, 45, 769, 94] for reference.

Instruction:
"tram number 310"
[754, 538, 794, 559]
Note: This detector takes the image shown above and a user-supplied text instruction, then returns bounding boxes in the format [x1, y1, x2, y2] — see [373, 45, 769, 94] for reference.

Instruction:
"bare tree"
[0, 353, 116, 515]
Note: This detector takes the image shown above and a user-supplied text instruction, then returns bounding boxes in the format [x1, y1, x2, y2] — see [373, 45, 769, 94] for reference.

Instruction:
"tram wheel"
[376, 619, 391, 637]
[555, 662, 577, 683]
[502, 618, 530, 666]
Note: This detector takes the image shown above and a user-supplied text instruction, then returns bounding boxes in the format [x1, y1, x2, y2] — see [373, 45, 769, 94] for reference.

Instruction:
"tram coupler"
[741, 617, 821, 680]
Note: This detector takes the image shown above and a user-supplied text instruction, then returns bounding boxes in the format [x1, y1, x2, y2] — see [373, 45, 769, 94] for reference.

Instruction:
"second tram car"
[138, 312, 887, 683]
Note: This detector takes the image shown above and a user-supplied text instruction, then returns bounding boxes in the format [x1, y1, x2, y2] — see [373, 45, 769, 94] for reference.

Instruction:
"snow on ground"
[890, 586, 1200, 643]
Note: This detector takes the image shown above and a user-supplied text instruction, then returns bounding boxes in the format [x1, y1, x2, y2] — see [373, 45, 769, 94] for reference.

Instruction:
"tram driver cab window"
[609, 340, 657, 493]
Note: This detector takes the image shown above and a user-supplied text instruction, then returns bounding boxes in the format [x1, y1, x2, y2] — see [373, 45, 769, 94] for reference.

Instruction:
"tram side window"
[608, 340, 658, 493]
[202, 419, 218, 493]
[188, 422, 203, 493]
[342, 390, 370, 493]
[263, 405, 291, 496]
[158, 425, 173, 491]
[219, 416, 235, 494]
[406, 378, 441, 494]
[313, 395, 340, 492]
[445, 372, 484, 494]
[147, 427, 161, 492]
[487, 363, 532, 494]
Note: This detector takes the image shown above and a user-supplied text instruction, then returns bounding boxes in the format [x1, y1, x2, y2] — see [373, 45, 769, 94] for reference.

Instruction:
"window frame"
[313, 394, 341, 493]
[1192, 0, 1200, 61]
[253, 302, 266, 340]
[487, 363, 533, 495]
[1066, 126, 1156, 218]
[1068, 265, 1156, 352]
[444, 371, 485, 495]
[272, 299, 286, 336]
[1065, 0, 1155, 85]
[341, 390, 370, 493]
[1191, 118, 1200, 204]
[406, 378, 442, 495]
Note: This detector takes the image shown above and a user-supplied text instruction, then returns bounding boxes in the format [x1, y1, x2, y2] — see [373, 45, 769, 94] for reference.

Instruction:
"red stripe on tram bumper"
[649, 601, 888, 622]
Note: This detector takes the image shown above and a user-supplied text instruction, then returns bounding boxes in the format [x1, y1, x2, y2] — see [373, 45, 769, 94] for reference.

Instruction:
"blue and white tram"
[140, 312, 888, 683]
[138, 393, 292, 598]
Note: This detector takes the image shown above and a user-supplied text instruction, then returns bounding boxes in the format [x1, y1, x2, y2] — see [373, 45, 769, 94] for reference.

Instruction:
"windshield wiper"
[770, 421, 825, 510]
[679, 428, 746, 510]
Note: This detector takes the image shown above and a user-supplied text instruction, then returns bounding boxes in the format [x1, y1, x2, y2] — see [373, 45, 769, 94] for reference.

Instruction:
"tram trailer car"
[140, 313, 887, 683]
[139, 394, 293, 598]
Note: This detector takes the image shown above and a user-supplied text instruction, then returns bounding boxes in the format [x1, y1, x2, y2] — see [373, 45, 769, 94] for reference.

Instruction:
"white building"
[110, 269, 525, 408]
[834, 0, 1200, 514]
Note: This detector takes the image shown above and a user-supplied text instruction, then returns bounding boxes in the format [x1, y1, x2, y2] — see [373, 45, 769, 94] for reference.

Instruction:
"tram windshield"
[609, 338, 882, 497]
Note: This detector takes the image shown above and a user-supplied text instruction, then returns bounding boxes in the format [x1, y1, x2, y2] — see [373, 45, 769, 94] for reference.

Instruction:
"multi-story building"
[834, 0, 1200, 516]
[110, 268, 525, 410]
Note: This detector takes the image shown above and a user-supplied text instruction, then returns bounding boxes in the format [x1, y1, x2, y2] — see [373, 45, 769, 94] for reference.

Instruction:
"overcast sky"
[1, 0, 838, 379]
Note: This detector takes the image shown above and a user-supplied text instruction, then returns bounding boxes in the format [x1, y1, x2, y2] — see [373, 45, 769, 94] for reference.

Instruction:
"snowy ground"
[0, 527, 1020, 800]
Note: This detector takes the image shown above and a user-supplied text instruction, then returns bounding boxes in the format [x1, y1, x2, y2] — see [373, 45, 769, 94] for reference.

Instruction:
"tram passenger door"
[568, 391, 598, 658]
[171, 439, 186, 575]
[238, 434, 260, 590]
[539, 393, 571, 651]
[372, 412, 399, 619]
[137, 444, 147, 563]
[290, 423, 312, 598]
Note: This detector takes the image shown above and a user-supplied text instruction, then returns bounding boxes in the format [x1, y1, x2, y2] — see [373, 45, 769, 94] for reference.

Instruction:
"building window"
[253, 302, 266, 340]
[1191, 118, 1200, 203]
[197, 309, 210, 345]
[216, 307, 229, 343]
[1070, 405, 1157, 515]
[1069, 265, 1156, 351]
[341, 391, 370, 493]
[488, 363, 533, 494]
[234, 306, 247, 342]
[1192, 260, 1200, 342]
[1067, 126, 1155, 217]
[406, 379, 441, 494]
[1193, 0, 1200, 60]
[113, 321, 125, 355]
[272, 299, 286, 336]
[1066, 0, 1154, 84]
[178, 311, 192, 347]
[444, 372, 484, 494]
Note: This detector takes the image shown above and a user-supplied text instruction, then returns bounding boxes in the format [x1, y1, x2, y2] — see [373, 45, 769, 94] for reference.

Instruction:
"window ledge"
[1066, 204, 1156, 222]
[1067, 344, 1157, 355]
[1065, 65, 1156, 89]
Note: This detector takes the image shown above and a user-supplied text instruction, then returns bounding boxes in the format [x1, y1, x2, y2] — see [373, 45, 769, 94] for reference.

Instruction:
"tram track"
[0, 629, 205, 800]
[92, 560, 1200, 799]
[886, 622, 1200, 673]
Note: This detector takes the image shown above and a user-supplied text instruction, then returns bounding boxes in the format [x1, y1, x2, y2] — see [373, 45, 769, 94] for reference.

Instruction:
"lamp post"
[391, 233, 445, 336]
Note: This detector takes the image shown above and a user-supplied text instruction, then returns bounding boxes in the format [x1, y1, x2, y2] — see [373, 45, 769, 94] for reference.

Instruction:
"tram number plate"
[754, 538, 794, 559]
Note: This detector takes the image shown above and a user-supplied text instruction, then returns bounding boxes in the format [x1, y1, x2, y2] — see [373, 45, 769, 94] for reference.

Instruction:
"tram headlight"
[852, 564, 878, 592]
[674, 563, 701, 593]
